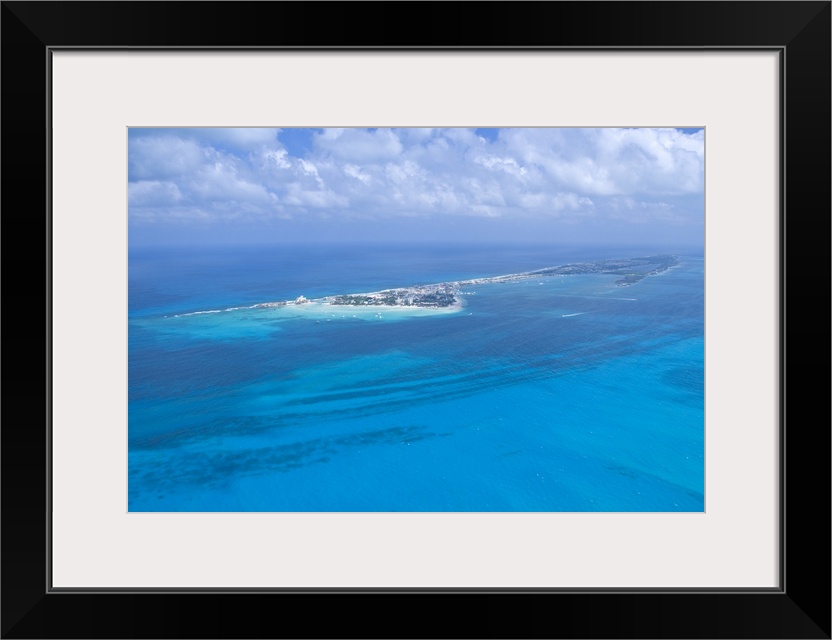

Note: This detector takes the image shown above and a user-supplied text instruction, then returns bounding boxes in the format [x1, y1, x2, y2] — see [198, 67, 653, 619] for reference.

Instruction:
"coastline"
[170, 254, 677, 320]
[287, 298, 465, 318]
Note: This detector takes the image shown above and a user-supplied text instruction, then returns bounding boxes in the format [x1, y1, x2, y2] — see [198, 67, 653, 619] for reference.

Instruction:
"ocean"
[128, 243, 704, 512]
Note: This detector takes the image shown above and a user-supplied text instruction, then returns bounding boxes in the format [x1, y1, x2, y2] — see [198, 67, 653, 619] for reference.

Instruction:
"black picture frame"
[2, 2, 829, 638]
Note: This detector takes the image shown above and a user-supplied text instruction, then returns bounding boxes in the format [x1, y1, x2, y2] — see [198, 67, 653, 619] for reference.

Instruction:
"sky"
[128, 127, 704, 248]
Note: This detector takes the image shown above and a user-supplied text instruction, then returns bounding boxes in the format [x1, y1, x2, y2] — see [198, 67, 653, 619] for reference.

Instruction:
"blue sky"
[128, 127, 704, 248]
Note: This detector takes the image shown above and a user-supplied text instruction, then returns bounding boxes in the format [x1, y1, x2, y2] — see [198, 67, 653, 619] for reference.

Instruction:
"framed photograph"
[126, 125, 705, 516]
[3, 2, 829, 638]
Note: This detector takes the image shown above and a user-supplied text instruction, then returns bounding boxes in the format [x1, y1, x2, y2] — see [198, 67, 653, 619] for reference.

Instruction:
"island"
[251, 254, 679, 311]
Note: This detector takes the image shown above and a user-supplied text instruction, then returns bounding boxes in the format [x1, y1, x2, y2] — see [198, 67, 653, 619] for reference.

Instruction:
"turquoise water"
[128, 244, 704, 511]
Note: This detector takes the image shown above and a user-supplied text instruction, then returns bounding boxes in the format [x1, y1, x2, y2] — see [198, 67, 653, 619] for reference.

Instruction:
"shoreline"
[173, 298, 465, 320]
[171, 254, 677, 319]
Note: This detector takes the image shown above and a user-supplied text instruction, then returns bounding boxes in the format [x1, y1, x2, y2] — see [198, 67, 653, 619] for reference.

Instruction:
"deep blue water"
[128, 243, 704, 511]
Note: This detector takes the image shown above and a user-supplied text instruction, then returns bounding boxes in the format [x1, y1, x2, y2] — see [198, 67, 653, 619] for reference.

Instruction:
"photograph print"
[128, 127, 704, 512]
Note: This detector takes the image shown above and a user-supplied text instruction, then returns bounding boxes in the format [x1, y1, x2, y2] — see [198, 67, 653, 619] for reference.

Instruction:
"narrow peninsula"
[251, 254, 679, 311]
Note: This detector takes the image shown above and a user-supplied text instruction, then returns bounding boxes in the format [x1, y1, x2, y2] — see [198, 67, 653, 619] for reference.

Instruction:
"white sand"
[270, 299, 464, 321]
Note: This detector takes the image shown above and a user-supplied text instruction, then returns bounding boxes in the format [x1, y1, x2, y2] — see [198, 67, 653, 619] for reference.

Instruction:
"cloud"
[128, 136, 205, 181]
[128, 180, 183, 207]
[313, 128, 404, 162]
[128, 133, 281, 221]
[501, 128, 703, 197]
[343, 164, 372, 186]
[129, 127, 703, 228]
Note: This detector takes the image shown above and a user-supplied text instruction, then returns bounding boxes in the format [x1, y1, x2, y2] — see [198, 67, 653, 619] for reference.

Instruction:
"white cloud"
[129, 137, 205, 180]
[263, 149, 291, 170]
[343, 164, 372, 186]
[501, 127, 703, 197]
[313, 128, 403, 162]
[128, 180, 183, 206]
[129, 127, 703, 228]
[284, 183, 349, 209]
